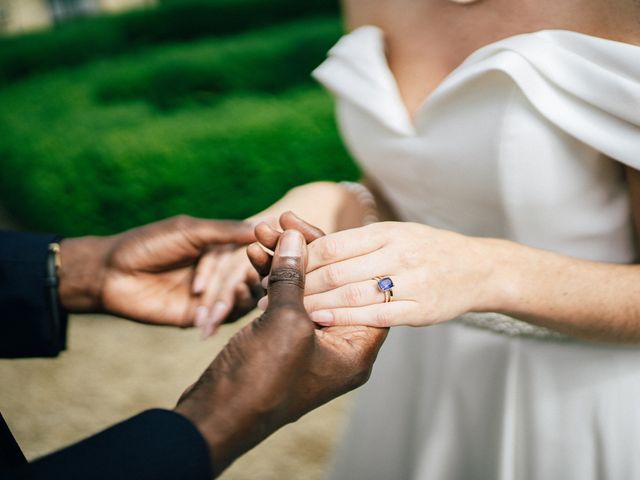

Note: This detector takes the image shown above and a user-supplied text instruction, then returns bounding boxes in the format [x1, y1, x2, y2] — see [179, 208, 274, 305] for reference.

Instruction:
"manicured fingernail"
[310, 310, 333, 325]
[206, 322, 220, 337]
[193, 275, 206, 294]
[195, 306, 208, 327]
[261, 276, 269, 289]
[199, 321, 209, 339]
[209, 324, 221, 337]
[200, 323, 212, 340]
[209, 301, 227, 326]
[278, 230, 303, 257]
[257, 296, 268, 311]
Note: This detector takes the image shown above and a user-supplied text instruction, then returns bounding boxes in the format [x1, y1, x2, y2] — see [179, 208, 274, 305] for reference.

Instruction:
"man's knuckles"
[268, 264, 305, 291]
[262, 305, 315, 338]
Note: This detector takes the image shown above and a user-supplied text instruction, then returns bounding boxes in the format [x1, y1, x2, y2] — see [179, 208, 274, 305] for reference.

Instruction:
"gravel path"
[0, 312, 350, 478]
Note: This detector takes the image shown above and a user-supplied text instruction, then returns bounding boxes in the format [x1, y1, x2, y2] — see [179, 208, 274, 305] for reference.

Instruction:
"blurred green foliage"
[0, 16, 358, 235]
[0, 0, 340, 86]
[95, 18, 342, 109]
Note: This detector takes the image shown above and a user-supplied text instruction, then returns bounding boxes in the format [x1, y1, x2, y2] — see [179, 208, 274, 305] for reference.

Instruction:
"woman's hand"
[298, 221, 508, 328]
[191, 211, 328, 338]
[191, 241, 264, 338]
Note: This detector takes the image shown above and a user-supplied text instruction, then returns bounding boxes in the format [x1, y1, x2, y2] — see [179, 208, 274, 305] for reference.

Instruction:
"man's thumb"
[266, 230, 307, 308]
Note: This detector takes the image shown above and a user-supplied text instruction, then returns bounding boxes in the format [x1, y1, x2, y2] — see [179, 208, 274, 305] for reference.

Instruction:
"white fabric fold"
[312, 26, 414, 135]
[313, 27, 640, 168]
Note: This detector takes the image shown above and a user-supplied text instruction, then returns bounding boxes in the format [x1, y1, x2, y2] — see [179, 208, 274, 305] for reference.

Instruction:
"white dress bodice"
[312, 27, 640, 480]
[313, 27, 640, 264]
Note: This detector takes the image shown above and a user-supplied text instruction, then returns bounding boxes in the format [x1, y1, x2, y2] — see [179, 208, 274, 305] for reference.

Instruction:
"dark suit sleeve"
[1, 409, 213, 480]
[0, 231, 68, 358]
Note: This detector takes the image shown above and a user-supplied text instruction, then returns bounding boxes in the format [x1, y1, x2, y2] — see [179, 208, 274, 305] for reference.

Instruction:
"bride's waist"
[455, 312, 569, 340]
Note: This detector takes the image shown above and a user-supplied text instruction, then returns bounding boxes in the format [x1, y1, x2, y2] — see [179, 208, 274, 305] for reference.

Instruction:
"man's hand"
[57, 215, 255, 326]
[174, 216, 388, 476]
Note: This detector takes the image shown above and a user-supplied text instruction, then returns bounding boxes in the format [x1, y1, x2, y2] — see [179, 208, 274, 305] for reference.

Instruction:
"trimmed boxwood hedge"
[0, 0, 340, 86]
[0, 19, 358, 236]
[94, 16, 342, 109]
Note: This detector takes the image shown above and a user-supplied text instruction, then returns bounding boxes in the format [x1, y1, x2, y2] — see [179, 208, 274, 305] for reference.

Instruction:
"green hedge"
[0, 0, 340, 86]
[0, 88, 357, 236]
[95, 17, 342, 109]
[0, 22, 357, 235]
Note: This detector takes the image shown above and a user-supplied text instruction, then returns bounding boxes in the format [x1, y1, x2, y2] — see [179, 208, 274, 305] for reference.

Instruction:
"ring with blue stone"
[374, 276, 394, 303]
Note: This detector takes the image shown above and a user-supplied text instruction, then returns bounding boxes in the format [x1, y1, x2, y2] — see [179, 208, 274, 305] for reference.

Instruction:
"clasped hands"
[58, 214, 388, 475]
[256, 218, 506, 329]
[59, 211, 501, 475]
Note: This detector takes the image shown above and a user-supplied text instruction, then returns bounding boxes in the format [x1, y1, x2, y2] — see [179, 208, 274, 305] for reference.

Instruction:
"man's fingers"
[279, 211, 325, 242]
[267, 230, 307, 309]
[186, 218, 256, 246]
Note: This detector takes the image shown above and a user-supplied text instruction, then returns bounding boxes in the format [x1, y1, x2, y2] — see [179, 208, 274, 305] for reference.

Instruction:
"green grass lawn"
[0, 16, 358, 236]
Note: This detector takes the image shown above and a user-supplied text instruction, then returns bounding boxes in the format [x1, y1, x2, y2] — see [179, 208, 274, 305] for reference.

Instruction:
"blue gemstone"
[378, 277, 394, 291]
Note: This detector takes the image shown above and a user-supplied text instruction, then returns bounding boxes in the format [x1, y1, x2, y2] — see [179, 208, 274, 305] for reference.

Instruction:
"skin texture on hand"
[296, 221, 504, 328]
[174, 214, 387, 476]
[58, 215, 255, 327]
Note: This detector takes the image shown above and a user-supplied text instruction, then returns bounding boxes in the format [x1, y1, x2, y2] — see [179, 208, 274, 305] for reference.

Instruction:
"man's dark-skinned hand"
[56, 215, 255, 326]
[174, 214, 388, 477]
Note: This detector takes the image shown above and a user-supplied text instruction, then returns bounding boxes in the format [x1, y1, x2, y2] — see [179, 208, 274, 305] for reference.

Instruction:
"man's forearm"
[3, 410, 213, 480]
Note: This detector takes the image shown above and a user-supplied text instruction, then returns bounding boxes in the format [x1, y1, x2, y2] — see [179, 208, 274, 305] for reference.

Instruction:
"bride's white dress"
[312, 27, 640, 479]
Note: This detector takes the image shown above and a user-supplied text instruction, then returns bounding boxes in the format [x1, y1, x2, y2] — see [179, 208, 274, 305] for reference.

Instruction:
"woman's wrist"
[248, 182, 357, 234]
[470, 237, 527, 315]
[473, 238, 572, 324]
[339, 181, 380, 226]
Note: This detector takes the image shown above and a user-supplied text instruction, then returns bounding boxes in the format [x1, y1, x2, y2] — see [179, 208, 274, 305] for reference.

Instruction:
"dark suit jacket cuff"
[0, 231, 68, 358]
[11, 409, 213, 480]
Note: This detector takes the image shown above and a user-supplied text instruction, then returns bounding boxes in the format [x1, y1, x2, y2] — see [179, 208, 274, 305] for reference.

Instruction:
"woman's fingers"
[197, 247, 232, 306]
[196, 246, 247, 337]
[279, 211, 325, 241]
[255, 217, 386, 272]
[193, 248, 225, 327]
[304, 250, 392, 295]
[254, 222, 281, 252]
[306, 223, 387, 273]
[192, 248, 220, 295]
[309, 301, 415, 328]
[247, 242, 272, 277]
[252, 212, 325, 282]
[304, 276, 407, 312]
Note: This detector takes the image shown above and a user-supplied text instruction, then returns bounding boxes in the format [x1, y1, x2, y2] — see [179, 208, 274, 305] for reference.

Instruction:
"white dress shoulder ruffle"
[312, 27, 640, 479]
